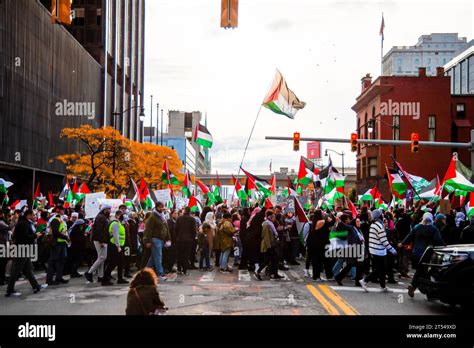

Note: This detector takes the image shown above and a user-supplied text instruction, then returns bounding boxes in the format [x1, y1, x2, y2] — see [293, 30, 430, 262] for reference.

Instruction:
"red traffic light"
[293, 132, 300, 151]
[411, 132, 419, 153]
[350, 133, 358, 152]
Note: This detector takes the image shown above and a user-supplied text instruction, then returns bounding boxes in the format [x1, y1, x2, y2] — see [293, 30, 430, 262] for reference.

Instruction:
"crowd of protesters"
[2, 198, 474, 306]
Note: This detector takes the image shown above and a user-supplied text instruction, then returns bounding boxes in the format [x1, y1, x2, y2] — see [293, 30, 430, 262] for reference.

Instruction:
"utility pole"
[149, 95, 153, 143]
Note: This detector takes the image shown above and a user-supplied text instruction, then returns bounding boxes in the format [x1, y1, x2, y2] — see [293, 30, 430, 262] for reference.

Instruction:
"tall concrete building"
[382, 33, 468, 76]
[444, 40, 474, 95]
[167, 110, 212, 175]
[39, 0, 147, 141]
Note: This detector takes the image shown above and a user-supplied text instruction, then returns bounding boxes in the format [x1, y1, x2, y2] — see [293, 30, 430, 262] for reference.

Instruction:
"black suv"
[417, 244, 474, 309]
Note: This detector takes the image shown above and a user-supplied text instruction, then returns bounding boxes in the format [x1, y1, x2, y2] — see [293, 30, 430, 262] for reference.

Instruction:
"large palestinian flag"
[193, 124, 213, 148]
[139, 178, 155, 210]
[0, 178, 13, 194]
[182, 171, 193, 198]
[415, 177, 442, 202]
[361, 186, 381, 201]
[232, 175, 248, 201]
[196, 180, 216, 205]
[442, 156, 474, 193]
[385, 165, 407, 198]
[262, 70, 306, 119]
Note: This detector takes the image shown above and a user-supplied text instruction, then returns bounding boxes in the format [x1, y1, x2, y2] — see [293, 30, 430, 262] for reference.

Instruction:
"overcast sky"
[144, 0, 473, 175]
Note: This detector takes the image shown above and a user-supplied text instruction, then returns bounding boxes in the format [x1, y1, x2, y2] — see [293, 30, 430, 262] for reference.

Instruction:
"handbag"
[133, 288, 167, 316]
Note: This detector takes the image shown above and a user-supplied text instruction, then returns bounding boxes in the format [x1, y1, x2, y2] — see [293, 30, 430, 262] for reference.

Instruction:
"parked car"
[417, 244, 474, 309]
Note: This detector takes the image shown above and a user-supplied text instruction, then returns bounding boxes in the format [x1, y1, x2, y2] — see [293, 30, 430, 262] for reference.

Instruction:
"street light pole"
[325, 148, 345, 175]
[161, 109, 164, 146]
[150, 95, 153, 143]
[156, 103, 159, 145]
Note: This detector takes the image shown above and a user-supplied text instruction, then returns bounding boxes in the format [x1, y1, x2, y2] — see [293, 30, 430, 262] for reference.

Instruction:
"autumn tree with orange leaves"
[55, 125, 184, 196]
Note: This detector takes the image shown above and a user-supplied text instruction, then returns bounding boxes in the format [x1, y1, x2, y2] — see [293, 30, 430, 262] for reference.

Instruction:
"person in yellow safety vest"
[46, 208, 70, 286]
[102, 211, 129, 286]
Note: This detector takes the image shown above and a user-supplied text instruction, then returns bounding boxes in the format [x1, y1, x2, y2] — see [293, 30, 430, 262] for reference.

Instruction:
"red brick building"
[352, 67, 474, 198]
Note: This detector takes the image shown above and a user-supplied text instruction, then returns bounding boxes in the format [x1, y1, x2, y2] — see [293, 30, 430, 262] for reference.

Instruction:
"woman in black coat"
[237, 208, 250, 270]
[246, 207, 267, 272]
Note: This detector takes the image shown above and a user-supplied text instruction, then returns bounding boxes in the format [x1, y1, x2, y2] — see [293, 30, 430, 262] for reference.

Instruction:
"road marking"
[318, 284, 359, 315]
[289, 270, 304, 282]
[238, 270, 251, 281]
[269, 272, 290, 281]
[306, 284, 340, 315]
[199, 271, 216, 282]
[329, 285, 420, 294]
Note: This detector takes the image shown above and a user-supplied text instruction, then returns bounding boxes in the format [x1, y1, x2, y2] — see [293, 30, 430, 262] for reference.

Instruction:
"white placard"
[154, 189, 171, 204]
[84, 192, 106, 219]
[97, 198, 123, 217]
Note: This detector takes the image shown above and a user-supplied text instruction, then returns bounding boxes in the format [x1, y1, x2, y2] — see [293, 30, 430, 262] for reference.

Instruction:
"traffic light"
[411, 132, 419, 153]
[51, 0, 73, 25]
[221, 0, 239, 29]
[350, 133, 358, 152]
[293, 132, 300, 151]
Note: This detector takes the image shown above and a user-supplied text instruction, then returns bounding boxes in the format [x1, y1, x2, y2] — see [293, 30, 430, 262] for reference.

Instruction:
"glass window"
[461, 60, 467, 94]
[393, 115, 400, 140]
[414, 58, 419, 66]
[428, 115, 436, 141]
[469, 56, 474, 93]
[457, 103, 465, 118]
[454, 66, 460, 94]
[397, 58, 402, 65]
[369, 158, 378, 177]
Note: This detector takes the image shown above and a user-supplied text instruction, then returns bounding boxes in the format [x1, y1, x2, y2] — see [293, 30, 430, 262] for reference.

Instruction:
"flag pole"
[380, 12, 384, 76]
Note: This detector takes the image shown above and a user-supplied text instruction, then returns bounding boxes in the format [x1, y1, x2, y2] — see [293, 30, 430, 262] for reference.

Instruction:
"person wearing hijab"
[400, 212, 444, 298]
[359, 209, 397, 293]
[246, 207, 266, 272]
[69, 219, 87, 278]
[453, 211, 466, 244]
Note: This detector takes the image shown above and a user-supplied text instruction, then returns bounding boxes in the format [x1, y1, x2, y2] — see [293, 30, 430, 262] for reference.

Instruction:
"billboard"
[307, 142, 321, 159]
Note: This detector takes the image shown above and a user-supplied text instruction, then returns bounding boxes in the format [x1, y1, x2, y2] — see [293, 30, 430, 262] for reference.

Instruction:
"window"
[415, 58, 419, 66]
[443, 58, 447, 64]
[397, 58, 402, 65]
[397, 66, 402, 72]
[368, 158, 378, 177]
[184, 113, 193, 128]
[393, 115, 400, 140]
[428, 115, 436, 141]
[456, 103, 465, 118]
[427, 58, 431, 64]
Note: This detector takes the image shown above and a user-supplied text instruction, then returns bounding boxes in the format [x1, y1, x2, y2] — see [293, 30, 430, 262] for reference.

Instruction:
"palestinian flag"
[59, 181, 70, 202]
[213, 172, 223, 204]
[240, 167, 273, 197]
[168, 170, 180, 185]
[162, 160, 170, 184]
[325, 187, 344, 205]
[196, 180, 216, 205]
[292, 195, 309, 244]
[188, 194, 199, 212]
[322, 171, 345, 195]
[262, 70, 306, 119]
[329, 222, 349, 250]
[408, 174, 430, 193]
[11, 200, 27, 211]
[130, 178, 142, 210]
[465, 192, 474, 217]
[442, 155, 474, 193]
[182, 171, 193, 198]
[385, 165, 407, 198]
[298, 156, 315, 185]
[64, 189, 74, 208]
[139, 178, 155, 210]
[347, 199, 358, 219]
[232, 175, 248, 201]
[361, 186, 380, 201]
[374, 197, 388, 210]
[33, 182, 42, 208]
[0, 178, 13, 194]
[77, 182, 90, 199]
[264, 198, 273, 209]
[415, 177, 441, 202]
[193, 124, 213, 148]
[48, 191, 55, 208]
[269, 175, 276, 195]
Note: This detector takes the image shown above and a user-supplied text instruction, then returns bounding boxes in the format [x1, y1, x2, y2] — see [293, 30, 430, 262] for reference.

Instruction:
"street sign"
[307, 141, 321, 159]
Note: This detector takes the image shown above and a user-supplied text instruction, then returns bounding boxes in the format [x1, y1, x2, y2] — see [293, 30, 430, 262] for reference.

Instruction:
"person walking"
[0, 210, 12, 286]
[255, 210, 283, 280]
[144, 202, 171, 281]
[163, 209, 178, 273]
[400, 212, 444, 298]
[175, 207, 197, 276]
[46, 209, 70, 285]
[6, 210, 47, 297]
[84, 204, 111, 283]
[102, 211, 128, 286]
[360, 209, 397, 293]
[68, 218, 87, 278]
[217, 213, 236, 273]
[308, 210, 334, 281]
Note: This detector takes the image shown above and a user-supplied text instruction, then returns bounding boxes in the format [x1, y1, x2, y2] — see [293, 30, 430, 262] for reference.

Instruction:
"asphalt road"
[0, 262, 461, 315]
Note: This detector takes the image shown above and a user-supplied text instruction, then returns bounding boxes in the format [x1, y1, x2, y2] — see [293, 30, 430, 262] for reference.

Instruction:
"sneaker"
[84, 272, 93, 283]
[270, 274, 285, 280]
[380, 287, 393, 293]
[254, 272, 262, 281]
[219, 269, 229, 274]
[159, 275, 168, 281]
[335, 276, 343, 286]
[33, 284, 48, 294]
[303, 269, 309, 277]
[407, 284, 415, 298]
[226, 267, 233, 273]
[5, 291, 21, 297]
[359, 279, 369, 293]
[117, 278, 129, 285]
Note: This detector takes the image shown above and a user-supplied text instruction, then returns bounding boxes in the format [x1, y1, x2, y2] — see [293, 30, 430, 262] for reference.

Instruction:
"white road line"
[238, 270, 251, 281]
[289, 270, 304, 282]
[270, 271, 290, 281]
[199, 271, 216, 282]
[330, 285, 420, 294]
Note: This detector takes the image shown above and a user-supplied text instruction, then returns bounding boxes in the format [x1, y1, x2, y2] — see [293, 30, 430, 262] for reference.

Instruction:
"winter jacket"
[91, 211, 110, 243]
[401, 223, 444, 258]
[12, 216, 37, 245]
[368, 220, 396, 256]
[217, 220, 235, 251]
[143, 212, 170, 243]
[261, 220, 277, 253]
[0, 219, 11, 245]
[175, 214, 197, 243]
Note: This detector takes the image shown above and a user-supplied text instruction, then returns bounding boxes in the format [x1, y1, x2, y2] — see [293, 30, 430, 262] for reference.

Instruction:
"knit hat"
[435, 213, 446, 221]
[371, 209, 383, 221]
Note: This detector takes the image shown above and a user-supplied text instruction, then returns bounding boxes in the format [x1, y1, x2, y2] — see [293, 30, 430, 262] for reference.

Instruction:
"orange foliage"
[55, 125, 184, 196]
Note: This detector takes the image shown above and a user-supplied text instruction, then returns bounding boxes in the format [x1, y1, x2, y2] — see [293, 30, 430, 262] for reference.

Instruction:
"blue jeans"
[219, 248, 231, 270]
[333, 258, 356, 279]
[199, 245, 210, 269]
[147, 238, 165, 276]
